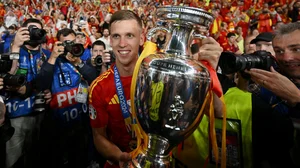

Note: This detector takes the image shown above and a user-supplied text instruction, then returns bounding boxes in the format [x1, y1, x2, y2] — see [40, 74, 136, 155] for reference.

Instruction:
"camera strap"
[27, 47, 46, 75]
[57, 59, 87, 103]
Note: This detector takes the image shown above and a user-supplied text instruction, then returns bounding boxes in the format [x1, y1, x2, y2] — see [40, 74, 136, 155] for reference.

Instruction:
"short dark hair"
[109, 10, 142, 31]
[92, 40, 106, 50]
[227, 32, 236, 38]
[22, 18, 43, 28]
[56, 28, 76, 41]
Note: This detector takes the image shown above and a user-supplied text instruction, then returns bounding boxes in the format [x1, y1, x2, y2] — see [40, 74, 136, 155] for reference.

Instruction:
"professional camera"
[94, 55, 103, 67]
[28, 25, 47, 41]
[59, 40, 84, 57]
[218, 50, 277, 75]
[94, 51, 116, 67]
[0, 53, 26, 87]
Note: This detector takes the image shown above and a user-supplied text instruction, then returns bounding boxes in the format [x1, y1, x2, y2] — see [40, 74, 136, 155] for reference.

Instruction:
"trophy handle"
[146, 27, 171, 41]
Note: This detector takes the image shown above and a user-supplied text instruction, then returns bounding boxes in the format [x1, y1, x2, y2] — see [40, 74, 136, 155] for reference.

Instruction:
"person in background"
[39, 28, 97, 168]
[97, 28, 112, 51]
[250, 32, 275, 56]
[87, 40, 111, 76]
[247, 21, 300, 168]
[1, 25, 16, 52]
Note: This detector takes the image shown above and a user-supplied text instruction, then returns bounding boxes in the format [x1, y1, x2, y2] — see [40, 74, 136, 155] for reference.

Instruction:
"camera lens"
[218, 51, 275, 74]
[71, 44, 84, 57]
[95, 55, 103, 66]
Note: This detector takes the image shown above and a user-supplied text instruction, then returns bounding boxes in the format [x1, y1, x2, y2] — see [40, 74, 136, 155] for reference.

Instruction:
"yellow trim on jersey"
[89, 69, 113, 103]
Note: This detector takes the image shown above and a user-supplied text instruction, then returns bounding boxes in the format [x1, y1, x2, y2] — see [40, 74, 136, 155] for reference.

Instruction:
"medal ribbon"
[113, 65, 134, 136]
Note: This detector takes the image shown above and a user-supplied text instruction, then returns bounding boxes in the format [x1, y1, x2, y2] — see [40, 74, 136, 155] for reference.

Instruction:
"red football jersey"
[89, 66, 133, 167]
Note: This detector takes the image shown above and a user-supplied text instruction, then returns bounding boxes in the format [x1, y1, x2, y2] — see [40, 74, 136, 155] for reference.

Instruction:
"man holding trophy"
[89, 7, 224, 168]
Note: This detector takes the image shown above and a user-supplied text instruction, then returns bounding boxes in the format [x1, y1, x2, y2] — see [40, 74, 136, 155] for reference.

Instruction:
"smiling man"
[247, 22, 300, 167]
[89, 10, 144, 168]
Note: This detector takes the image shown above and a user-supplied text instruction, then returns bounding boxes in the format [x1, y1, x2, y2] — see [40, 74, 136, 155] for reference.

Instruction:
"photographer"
[87, 40, 112, 76]
[40, 28, 97, 168]
[245, 23, 300, 167]
[5, 18, 52, 168]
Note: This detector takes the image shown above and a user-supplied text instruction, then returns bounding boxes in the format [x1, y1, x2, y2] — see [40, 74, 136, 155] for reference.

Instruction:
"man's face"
[228, 36, 236, 44]
[91, 26, 97, 34]
[244, 36, 256, 54]
[91, 44, 105, 65]
[110, 19, 144, 68]
[255, 41, 275, 56]
[236, 27, 242, 35]
[273, 30, 300, 81]
[8, 29, 15, 35]
[75, 34, 86, 45]
[103, 29, 109, 37]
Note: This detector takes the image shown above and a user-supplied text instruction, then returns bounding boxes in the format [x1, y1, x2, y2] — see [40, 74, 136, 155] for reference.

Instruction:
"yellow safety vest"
[173, 87, 253, 168]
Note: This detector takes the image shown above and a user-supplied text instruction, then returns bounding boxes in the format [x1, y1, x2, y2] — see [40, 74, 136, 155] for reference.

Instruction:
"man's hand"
[102, 50, 111, 65]
[246, 67, 300, 106]
[194, 37, 223, 70]
[48, 41, 64, 65]
[118, 152, 132, 168]
[11, 27, 30, 52]
[0, 78, 3, 90]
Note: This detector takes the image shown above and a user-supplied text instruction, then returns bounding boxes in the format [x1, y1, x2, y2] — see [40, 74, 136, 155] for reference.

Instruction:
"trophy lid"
[156, 6, 214, 28]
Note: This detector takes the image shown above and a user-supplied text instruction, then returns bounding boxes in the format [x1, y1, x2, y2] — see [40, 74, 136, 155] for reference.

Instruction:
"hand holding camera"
[51, 41, 65, 58]
[94, 50, 115, 68]
[11, 27, 30, 51]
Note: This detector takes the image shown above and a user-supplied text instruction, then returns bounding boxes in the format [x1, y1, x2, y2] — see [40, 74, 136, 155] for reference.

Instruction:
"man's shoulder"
[90, 69, 114, 91]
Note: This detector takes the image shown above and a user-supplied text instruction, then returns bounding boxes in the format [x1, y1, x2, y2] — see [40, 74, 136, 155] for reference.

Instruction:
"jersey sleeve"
[89, 80, 108, 128]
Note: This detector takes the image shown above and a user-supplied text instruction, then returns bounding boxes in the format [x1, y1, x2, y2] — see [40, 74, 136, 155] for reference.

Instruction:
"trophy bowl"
[130, 6, 214, 168]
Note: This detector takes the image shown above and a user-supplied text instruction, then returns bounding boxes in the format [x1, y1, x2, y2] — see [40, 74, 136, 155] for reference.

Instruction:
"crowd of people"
[0, 0, 299, 168]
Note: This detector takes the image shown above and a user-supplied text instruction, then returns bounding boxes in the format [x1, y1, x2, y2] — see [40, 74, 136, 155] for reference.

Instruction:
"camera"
[218, 50, 277, 75]
[94, 51, 116, 67]
[28, 25, 47, 41]
[33, 92, 46, 113]
[58, 40, 84, 57]
[94, 55, 103, 67]
[0, 53, 26, 87]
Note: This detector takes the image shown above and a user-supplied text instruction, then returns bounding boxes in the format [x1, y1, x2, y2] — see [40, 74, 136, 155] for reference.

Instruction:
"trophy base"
[130, 149, 170, 168]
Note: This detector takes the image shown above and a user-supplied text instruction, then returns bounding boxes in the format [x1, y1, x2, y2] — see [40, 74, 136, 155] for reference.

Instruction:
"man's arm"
[92, 127, 131, 164]
[76, 63, 98, 85]
[37, 41, 64, 90]
[194, 37, 224, 117]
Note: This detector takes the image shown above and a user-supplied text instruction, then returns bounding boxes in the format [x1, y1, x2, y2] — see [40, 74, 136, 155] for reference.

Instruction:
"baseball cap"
[250, 32, 274, 44]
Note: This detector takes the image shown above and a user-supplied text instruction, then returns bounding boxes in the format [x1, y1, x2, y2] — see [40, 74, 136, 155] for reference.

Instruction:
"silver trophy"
[131, 6, 214, 168]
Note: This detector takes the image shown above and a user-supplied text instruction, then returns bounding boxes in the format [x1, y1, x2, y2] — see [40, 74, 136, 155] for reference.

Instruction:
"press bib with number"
[5, 47, 50, 118]
[49, 58, 88, 125]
